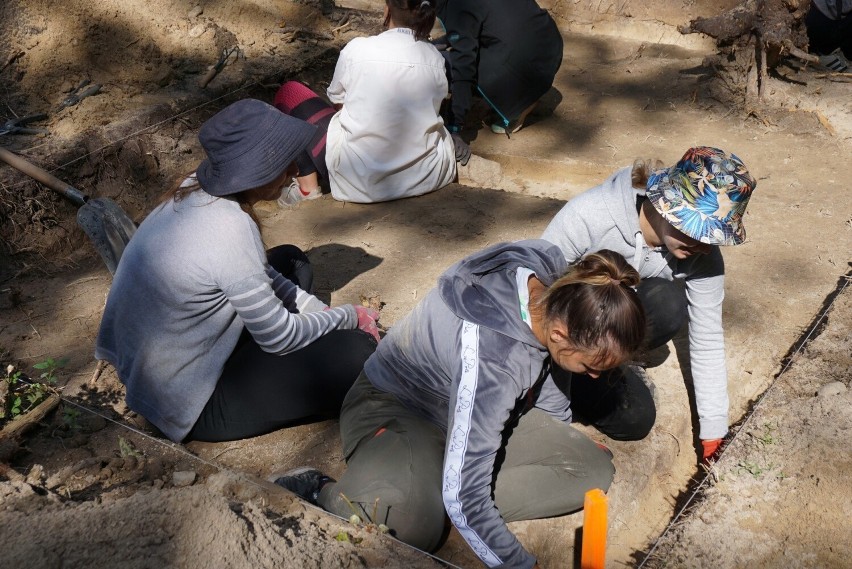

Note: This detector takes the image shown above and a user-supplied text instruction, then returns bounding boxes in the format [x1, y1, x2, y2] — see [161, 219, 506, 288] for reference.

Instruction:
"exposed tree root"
[679, 0, 812, 103]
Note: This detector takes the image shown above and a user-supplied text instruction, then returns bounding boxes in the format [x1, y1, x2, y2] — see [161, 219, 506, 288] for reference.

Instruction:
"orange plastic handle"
[580, 488, 608, 569]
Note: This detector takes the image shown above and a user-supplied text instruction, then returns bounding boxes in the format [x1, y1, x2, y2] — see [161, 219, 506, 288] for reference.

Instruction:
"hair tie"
[610, 278, 621, 286]
[420, 0, 431, 8]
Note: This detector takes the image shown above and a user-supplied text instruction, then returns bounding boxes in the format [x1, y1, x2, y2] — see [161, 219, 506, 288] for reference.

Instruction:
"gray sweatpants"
[318, 373, 615, 552]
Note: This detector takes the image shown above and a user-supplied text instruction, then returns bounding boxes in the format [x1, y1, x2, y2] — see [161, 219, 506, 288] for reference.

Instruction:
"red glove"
[701, 438, 723, 464]
[354, 305, 381, 342]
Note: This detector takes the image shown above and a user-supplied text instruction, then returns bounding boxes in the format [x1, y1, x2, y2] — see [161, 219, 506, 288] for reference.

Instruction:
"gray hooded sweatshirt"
[365, 239, 570, 569]
[541, 167, 728, 440]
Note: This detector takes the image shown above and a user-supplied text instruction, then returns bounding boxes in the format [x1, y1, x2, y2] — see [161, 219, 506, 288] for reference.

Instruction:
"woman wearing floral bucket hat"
[96, 99, 381, 444]
[542, 146, 756, 464]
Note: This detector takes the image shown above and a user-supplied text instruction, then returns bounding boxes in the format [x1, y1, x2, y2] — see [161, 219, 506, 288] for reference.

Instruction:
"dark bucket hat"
[646, 147, 756, 246]
[196, 99, 317, 197]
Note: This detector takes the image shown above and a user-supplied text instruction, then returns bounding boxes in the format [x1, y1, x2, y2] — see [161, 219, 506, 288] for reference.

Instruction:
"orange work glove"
[701, 438, 724, 464]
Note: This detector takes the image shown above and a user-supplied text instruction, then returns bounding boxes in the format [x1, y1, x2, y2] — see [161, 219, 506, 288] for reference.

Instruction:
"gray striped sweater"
[95, 186, 357, 441]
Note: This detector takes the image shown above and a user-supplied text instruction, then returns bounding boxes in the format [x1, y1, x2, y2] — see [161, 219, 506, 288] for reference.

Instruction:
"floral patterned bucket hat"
[646, 147, 756, 245]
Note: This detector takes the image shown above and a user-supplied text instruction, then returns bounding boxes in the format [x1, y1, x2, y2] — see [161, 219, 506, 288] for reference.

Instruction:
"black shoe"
[268, 467, 334, 505]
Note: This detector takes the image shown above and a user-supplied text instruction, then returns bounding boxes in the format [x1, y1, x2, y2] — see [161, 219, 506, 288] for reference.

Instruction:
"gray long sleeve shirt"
[366, 240, 570, 569]
[541, 167, 729, 440]
[95, 186, 357, 441]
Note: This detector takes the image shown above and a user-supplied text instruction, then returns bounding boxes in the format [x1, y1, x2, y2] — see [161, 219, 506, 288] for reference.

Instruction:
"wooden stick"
[89, 359, 107, 388]
[758, 39, 767, 101]
[331, 21, 351, 34]
[199, 65, 220, 89]
[0, 392, 60, 441]
[783, 40, 819, 64]
[581, 488, 608, 569]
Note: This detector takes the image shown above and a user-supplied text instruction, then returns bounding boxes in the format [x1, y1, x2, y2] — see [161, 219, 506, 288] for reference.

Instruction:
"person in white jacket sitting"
[273, 0, 458, 206]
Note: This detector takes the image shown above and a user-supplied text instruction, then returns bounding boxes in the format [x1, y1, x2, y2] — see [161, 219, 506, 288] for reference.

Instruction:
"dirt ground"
[643, 276, 852, 569]
[1, 0, 851, 567]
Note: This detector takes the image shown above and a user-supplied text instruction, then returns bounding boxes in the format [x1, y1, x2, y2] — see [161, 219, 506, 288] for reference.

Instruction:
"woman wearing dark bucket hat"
[542, 147, 756, 464]
[95, 99, 381, 443]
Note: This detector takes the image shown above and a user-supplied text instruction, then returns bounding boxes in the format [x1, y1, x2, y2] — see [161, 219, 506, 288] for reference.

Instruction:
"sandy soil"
[1, 0, 851, 567]
[643, 277, 852, 569]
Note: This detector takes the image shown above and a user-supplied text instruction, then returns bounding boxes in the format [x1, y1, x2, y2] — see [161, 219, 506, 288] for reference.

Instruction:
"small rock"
[457, 155, 499, 187]
[188, 24, 207, 38]
[172, 470, 196, 487]
[145, 457, 165, 480]
[816, 382, 846, 398]
[154, 66, 173, 87]
[122, 455, 138, 471]
[188, 5, 203, 19]
[25, 464, 45, 486]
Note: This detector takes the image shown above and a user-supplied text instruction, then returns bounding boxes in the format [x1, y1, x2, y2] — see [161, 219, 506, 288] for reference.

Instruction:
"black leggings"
[566, 277, 687, 441]
[806, 3, 852, 57]
[186, 244, 376, 442]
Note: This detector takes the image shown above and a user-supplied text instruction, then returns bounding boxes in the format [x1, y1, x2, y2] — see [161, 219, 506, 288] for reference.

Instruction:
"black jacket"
[437, 0, 563, 128]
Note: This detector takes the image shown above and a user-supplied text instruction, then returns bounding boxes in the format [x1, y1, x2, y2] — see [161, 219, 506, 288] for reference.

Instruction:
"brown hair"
[384, 0, 436, 41]
[158, 172, 261, 227]
[631, 158, 665, 189]
[537, 250, 645, 364]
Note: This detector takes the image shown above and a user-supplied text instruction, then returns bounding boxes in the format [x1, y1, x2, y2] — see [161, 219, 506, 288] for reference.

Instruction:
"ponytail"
[631, 157, 665, 189]
[538, 250, 646, 363]
[386, 0, 436, 41]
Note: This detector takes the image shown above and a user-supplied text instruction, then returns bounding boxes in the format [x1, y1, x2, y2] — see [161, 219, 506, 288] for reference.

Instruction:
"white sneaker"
[817, 49, 850, 73]
[278, 178, 322, 208]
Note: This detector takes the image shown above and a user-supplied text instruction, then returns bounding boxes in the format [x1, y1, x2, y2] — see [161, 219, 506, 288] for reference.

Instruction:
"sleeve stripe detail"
[442, 321, 503, 567]
[226, 274, 352, 354]
[229, 283, 268, 301]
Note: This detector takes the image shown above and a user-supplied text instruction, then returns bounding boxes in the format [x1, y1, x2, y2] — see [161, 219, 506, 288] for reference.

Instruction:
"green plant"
[738, 460, 764, 477]
[23, 381, 46, 413]
[335, 531, 362, 544]
[336, 494, 390, 534]
[118, 436, 143, 458]
[738, 459, 778, 478]
[62, 406, 82, 430]
[32, 357, 68, 385]
[1, 358, 65, 420]
[9, 394, 23, 418]
[2, 368, 23, 420]
[757, 422, 778, 446]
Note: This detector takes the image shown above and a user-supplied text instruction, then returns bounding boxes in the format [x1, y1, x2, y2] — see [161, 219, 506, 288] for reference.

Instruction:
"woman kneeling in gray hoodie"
[272, 240, 645, 569]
